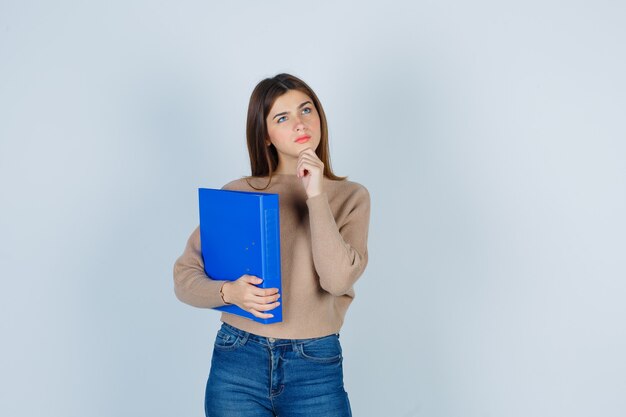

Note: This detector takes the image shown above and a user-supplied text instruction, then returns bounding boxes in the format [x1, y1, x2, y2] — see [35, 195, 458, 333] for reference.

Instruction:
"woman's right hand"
[220, 275, 281, 319]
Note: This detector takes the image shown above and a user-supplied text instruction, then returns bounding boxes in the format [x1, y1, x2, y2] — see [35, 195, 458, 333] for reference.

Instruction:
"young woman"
[173, 73, 370, 417]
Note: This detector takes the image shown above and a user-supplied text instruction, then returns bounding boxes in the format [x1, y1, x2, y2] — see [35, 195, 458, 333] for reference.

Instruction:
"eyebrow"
[272, 101, 313, 120]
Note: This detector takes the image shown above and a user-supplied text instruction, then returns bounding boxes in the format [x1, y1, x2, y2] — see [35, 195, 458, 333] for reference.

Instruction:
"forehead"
[268, 90, 313, 113]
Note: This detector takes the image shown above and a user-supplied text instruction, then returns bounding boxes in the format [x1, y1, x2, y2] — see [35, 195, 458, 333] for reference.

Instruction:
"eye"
[277, 116, 287, 123]
[302, 107, 311, 115]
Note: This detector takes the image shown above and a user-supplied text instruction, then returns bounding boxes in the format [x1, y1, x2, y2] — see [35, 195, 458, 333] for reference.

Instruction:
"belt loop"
[239, 330, 250, 345]
[291, 339, 298, 352]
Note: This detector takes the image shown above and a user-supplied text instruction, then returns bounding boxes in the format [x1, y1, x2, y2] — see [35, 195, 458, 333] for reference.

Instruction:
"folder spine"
[264, 208, 279, 282]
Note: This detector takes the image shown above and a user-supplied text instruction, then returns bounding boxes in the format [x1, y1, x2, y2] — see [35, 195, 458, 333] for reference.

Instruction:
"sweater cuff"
[306, 192, 336, 224]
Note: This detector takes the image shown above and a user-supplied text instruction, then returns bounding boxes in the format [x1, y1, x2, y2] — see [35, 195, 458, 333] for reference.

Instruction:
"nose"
[294, 115, 306, 131]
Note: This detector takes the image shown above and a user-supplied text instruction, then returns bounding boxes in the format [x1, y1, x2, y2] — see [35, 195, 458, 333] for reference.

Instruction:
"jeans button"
[268, 337, 275, 343]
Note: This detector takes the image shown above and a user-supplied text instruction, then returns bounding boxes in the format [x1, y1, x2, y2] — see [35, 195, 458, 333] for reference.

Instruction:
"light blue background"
[1, 1, 625, 416]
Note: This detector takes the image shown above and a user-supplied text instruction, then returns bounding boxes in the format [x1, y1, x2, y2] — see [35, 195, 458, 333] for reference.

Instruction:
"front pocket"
[297, 335, 343, 363]
[213, 329, 241, 351]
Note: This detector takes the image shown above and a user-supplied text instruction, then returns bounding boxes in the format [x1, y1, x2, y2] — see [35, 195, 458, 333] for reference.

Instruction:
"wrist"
[219, 282, 232, 305]
[306, 190, 324, 200]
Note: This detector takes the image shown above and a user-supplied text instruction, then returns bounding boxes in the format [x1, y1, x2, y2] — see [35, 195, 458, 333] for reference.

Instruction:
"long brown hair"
[245, 73, 346, 190]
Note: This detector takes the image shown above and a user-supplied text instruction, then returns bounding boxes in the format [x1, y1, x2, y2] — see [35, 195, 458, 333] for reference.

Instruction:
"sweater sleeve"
[306, 185, 371, 296]
[172, 225, 229, 308]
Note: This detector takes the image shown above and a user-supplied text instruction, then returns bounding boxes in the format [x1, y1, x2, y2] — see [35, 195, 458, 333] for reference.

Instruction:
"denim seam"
[296, 343, 343, 363]
[214, 330, 242, 351]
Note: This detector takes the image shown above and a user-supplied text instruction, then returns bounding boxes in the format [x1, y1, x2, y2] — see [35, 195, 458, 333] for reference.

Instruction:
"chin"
[310, 138, 321, 150]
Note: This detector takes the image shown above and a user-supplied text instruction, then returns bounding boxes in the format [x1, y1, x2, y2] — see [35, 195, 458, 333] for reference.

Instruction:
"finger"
[297, 157, 318, 169]
[246, 301, 280, 313]
[249, 309, 274, 319]
[241, 275, 263, 285]
[253, 301, 281, 312]
[260, 287, 279, 296]
[297, 153, 323, 167]
[244, 292, 279, 306]
[297, 160, 321, 174]
[297, 161, 321, 178]
[298, 147, 318, 158]
[252, 287, 279, 297]
[297, 153, 322, 165]
[300, 152, 323, 166]
[257, 293, 280, 304]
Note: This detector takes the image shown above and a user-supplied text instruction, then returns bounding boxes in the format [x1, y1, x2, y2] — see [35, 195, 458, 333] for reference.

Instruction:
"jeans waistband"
[220, 322, 339, 347]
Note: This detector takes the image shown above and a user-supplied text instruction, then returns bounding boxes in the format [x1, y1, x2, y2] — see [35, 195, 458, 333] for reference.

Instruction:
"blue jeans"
[205, 322, 352, 417]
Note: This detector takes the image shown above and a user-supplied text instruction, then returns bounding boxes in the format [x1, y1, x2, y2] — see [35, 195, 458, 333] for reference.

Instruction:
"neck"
[273, 159, 298, 176]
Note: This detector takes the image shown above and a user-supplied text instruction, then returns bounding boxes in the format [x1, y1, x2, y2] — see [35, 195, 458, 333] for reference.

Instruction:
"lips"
[295, 135, 310, 144]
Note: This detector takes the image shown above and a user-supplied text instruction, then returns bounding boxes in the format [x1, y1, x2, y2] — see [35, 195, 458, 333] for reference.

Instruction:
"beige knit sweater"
[173, 174, 370, 339]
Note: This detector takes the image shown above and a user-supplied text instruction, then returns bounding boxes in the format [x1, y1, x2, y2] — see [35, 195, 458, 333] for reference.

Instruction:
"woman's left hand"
[296, 148, 324, 198]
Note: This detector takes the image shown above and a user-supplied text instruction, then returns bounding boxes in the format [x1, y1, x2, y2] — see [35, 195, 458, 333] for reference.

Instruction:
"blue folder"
[198, 188, 282, 324]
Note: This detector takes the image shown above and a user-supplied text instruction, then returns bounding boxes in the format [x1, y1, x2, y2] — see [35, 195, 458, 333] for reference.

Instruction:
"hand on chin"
[296, 148, 324, 198]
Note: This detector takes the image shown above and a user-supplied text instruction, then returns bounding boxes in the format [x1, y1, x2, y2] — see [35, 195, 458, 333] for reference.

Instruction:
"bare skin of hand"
[296, 148, 324, 198]
[221, 275, 280, 319]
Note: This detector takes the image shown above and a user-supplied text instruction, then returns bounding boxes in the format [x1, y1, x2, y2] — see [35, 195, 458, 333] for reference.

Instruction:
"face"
[265, 89, 321, 162]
